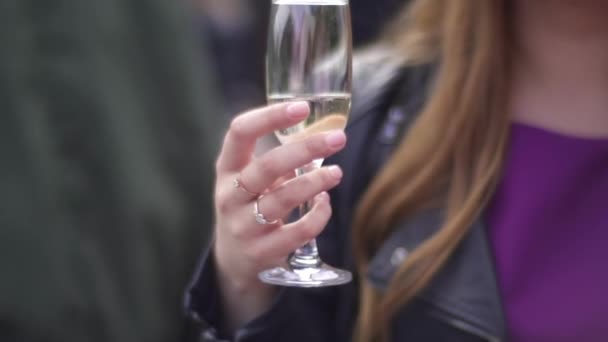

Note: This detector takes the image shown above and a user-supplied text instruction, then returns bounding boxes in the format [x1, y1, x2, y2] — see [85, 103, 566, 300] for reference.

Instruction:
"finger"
[217, 102, 310, 172]
[222, 168, 297, 209]
[267, 170, 297, 192]
[229, 195, 282, 241]
[230, 166, 340, 238]
[255, 165, 342, 221]
[239, 130, 346, 194]
[249, 192, 332, 262]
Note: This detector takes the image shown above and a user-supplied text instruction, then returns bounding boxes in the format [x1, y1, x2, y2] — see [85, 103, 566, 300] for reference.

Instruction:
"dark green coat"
[0, 1, 220, 341]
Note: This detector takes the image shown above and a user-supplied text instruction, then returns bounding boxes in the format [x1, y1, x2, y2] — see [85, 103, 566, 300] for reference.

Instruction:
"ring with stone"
[253, 196, 279, 225]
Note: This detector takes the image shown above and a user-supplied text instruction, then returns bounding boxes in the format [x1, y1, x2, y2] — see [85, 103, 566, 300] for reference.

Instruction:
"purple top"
[486, 123, 608, 341]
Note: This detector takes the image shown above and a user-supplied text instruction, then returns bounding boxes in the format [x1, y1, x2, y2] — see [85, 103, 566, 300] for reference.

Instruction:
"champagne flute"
[258, 0, 353, 287]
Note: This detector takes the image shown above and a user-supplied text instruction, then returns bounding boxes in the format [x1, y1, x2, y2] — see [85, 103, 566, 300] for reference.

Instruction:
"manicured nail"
[325, 130, 346, 149]
[328, 165, 343, 179]
[286, 102, 309, 119]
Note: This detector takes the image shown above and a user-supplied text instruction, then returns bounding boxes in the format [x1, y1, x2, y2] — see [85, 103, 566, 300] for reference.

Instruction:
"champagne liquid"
[268, 93, 351, 145]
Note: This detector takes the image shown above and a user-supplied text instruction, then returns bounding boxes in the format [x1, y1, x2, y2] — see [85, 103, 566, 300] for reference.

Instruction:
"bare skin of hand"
[212, 102, 346, 332]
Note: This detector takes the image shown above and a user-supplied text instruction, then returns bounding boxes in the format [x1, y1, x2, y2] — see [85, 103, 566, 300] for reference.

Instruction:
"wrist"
[213, 240, 274, 296]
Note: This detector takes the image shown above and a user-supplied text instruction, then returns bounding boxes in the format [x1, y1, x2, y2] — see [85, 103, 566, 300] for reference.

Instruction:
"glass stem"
[289, 165, 323, 269]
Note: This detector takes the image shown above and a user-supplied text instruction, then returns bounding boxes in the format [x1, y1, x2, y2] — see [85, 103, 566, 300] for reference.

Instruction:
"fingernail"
[286, 102, 309, 119]
[317, 191, 330, 202]
[328, 165, 343, 179]
[325, 130, 346, 149]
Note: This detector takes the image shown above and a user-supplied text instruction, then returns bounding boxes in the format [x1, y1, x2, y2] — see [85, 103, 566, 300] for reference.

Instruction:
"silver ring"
[233, 176, 259, 197]
[253, 196, 278, 225]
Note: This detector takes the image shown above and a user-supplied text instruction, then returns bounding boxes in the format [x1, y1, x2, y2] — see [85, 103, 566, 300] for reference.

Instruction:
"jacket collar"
[366, 211, 506, 340]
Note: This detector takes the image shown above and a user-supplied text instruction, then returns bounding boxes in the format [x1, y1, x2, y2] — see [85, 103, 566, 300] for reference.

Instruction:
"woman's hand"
[212, 101, 346, 329]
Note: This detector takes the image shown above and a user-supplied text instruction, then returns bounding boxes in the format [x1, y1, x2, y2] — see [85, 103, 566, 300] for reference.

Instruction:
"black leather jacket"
[185, 47, 507, 342]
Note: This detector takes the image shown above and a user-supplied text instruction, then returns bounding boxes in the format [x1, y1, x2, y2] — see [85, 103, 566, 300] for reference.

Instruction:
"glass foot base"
[259, 263, 352, 287]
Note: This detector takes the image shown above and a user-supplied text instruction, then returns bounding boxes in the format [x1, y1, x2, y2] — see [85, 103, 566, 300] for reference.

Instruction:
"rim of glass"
[272, 0, 348, 5]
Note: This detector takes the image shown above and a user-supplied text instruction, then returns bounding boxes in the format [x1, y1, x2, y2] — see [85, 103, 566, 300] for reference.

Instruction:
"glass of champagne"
[258, 0, 353, 287]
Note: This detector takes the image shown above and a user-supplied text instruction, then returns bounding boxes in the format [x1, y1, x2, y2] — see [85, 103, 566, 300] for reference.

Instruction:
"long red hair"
[352, 1, 511, 340]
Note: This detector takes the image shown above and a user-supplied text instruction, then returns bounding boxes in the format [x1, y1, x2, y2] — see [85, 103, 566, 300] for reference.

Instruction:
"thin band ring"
[253, 196, 279, 225]
[233, 176, 259, 198]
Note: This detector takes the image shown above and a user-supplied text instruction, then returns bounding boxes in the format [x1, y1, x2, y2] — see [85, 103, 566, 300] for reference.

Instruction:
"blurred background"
[198, 0, 406, 115]
[0, 0, 405, 341]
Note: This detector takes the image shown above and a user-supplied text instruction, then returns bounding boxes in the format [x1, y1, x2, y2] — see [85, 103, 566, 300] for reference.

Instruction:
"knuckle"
[286, 229, 306, 250]
[229, 116, 247, 139]
[216, 198, 231, 216]
[321, 168, 337, 185]
[262, 195, 286, 216]
[259, 197, 281, 221]
[298, 174, 316, 190]
[297, 215, 321, 241]
[257, 156, 276, 175]
[303, 137, 327, 158]
[274, 190, 298, 211]
[262, 110, 277, 127]
[215, 190, 231, 215]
